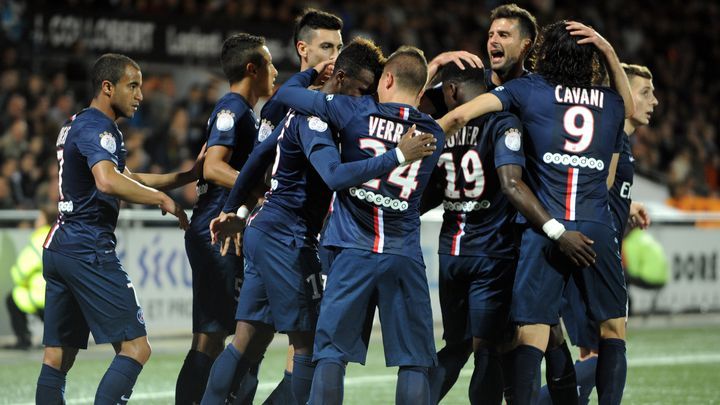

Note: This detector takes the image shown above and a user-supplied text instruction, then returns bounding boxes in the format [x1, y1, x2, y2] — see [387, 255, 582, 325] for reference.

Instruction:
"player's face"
[111, 65, 143, 119]
[487, 18, 528, 74]
[629, 75, 658, 127]
[303, 29, 343, 67]
[256, 46, 278, 98]
[338, 68, 376, 97]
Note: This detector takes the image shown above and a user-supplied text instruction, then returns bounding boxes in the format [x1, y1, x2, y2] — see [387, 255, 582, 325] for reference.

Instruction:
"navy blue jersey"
[435, 112, 525, 258]
[245, 110, 402, 248]
[44, 108, 127, 262]
[492, 74, 625, 224]
[257, 93, 288, 145]
[275, 70, 446, 259]
[608, 133, 634, 237]
[188, 93, 257, 243]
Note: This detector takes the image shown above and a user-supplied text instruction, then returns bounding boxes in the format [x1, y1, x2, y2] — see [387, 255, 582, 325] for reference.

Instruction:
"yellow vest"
[10, 225, 50, 314]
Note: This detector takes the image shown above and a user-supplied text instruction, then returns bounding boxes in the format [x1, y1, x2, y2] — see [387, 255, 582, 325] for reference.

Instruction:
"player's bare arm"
[606, 152, 620, 190]
[92, 160, 189, 229]
[209, 212, 244, 256]
[436, 92, 503, 135]
[123, 143, 205, 190]
[498, 164, 596, 267]
[566, 21, 635, 118]
[203, 145, 241, 189]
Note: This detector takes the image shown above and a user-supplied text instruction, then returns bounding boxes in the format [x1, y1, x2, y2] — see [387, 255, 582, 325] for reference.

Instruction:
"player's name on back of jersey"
[554, 85, 605, 108]
[369, 116, 416, 143]
[446, 125, 480, 148]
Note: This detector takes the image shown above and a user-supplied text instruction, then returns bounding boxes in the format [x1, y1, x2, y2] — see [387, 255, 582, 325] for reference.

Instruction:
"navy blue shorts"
[439, 254, 516, 344]
[313, 248, 437, 367]
[42, 249, 147, 348]
[511, 221, 627, 325]
[560, 277, 599, 350]
[235, 226, 323, 333]
[185, 232, 243, 335]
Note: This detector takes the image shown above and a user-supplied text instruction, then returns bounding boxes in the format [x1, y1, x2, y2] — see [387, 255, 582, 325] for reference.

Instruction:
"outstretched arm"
[566, 21, 635, 118]
[436, 92, 503, 135]
[124, 144, 204, 191]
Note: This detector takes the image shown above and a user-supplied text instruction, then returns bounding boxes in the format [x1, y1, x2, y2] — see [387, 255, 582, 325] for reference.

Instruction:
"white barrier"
[0, 209, 718, 338]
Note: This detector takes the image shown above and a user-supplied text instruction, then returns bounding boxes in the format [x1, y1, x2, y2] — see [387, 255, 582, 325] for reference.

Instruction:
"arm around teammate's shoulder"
[437, 93, 503, 136]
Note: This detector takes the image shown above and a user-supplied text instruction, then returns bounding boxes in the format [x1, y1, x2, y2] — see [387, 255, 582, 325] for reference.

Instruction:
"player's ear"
[297, 41, 308, 60]
[246, 62, 258, 76]
[383, 71, 394, 90]
[521, 38, 532, 57]
[101, 80, 113, 97]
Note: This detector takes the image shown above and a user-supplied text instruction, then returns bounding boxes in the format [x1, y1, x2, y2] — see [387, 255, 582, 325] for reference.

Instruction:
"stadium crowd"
[1, 0, 719, 211]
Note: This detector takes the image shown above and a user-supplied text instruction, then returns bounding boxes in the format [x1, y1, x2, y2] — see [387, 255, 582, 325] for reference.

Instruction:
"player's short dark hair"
[490, 3, 538, 48]
[622, 63, 653, 80]
[439, 61, 487, 93]
[293, 8, 343, 56]
[91, 54, 140, 96]
[334, 37, 385, 87]
[533, 20, 601, 88]
[384, 46, 428, 95]
[221, 33, 266, 84]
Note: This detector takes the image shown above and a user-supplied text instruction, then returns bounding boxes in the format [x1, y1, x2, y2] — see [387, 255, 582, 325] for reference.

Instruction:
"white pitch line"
[16, 352, 720, 405]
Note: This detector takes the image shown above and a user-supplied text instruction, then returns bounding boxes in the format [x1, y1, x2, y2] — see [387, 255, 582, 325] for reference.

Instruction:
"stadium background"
[0, 0, 719, 403]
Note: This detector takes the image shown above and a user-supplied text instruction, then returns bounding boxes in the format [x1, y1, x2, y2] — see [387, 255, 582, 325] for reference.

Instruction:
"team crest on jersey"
[99, 131, 116, 153]
[258, 119, 274, 142]
[216, 109, 236, 131]
[308, 116, 328, 132]
[325, 94, 334, 101]
[504, 128, 522, 151]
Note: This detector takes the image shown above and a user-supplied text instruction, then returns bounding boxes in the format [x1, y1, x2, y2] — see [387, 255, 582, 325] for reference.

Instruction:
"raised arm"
[566, 21, 635, 118]
[436, 92, 503, 135]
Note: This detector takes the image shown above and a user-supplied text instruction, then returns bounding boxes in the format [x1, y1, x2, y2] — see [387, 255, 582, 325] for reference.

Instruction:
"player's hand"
[312, 59, 335, 86]
[397, 124, 437, 163]
[556, 230, 596, 268]
[427, 51, 484, 84]
[566, 21, 613, 55]
[160, 195, 189, 230]
[628, 201, 651, 230]
[209, 212, 245, 256]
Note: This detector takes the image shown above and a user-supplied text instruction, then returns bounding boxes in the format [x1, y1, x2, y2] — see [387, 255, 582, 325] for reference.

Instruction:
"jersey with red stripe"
[434, 112, 525, 258]
[44, 108, 127, 262]
[274, 69, 445, 259]
[491, 74, 624, 224]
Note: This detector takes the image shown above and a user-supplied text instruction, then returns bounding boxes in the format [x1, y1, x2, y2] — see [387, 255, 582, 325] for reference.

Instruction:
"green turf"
[2, 325, 719, 404]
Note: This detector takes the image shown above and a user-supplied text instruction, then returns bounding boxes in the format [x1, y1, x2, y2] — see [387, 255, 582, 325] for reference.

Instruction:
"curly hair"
[533, 20, 602, 88]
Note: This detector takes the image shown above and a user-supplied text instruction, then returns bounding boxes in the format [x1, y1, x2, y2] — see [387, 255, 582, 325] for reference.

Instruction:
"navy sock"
[262, 370, 295, 405]
[575, 356, 598, 405]
[175, 350, 213, 405]
[230, 359, 261, 405]
[292, 354, 315, 405]
[596, 339, 626, 405]
[309, 358, 345, 405]
[201, 344, 248, 405]
[475, 348, 503, 405]
[512, 345, 544, 405]
[500, 350, 516, 405]
[429, 341, 471, 403]
[545, 341, 578, 405]
[94, 355, 143, 404]
[469, 348, 489, 405]
[396, 366, 430, 405]
[36, 363, 67, 405]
